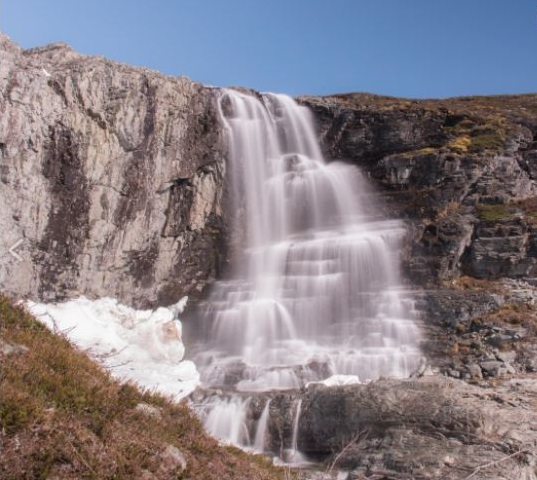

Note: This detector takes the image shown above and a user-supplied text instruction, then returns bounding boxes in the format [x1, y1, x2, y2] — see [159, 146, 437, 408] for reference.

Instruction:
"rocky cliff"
[301, 92, 537, 380]
[3, 36, 537, 479]
[3, 34, 537, 374]
[300, 93, 537, 285]
[3, 33, 537, 313]
[0, 34, 228, 308]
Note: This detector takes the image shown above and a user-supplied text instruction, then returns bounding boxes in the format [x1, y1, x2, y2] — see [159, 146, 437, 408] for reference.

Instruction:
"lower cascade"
[190, 89, 421, 459]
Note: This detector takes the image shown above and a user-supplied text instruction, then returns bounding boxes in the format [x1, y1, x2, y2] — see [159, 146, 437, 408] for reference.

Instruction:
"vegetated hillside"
[0, 295, 283, 480]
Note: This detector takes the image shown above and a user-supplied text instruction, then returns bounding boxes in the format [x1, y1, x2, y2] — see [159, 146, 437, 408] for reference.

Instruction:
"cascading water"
[193, 89, 420, 389]
[203, 396, 251, 446]
[191, 88, 421, 457]
[291, 399, 302, 454]
[253, 399, 271, 452]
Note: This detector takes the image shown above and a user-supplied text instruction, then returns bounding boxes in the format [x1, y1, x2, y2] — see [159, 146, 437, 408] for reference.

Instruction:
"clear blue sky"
[1, 0, 536, 98]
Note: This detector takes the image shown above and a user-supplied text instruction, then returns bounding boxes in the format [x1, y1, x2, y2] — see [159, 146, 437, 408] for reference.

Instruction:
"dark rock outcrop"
[0, 34, 228, 308]
[194, 376, 537, 480]
[300, 93, 537, 286]
[295, 376, 537, 479]
[300, 92, 537, 381]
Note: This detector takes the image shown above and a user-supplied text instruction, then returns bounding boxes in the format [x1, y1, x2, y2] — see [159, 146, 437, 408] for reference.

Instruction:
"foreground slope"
[0, 295, 282, 480]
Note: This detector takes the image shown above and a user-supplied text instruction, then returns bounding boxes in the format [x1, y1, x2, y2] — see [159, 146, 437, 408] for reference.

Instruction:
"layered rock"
[300, 93, 537, 285]
[0, 34, 228, 308]
[295, 376, 537, 479]
[194, 376, 537, 480]
[300, 92, 537, 379]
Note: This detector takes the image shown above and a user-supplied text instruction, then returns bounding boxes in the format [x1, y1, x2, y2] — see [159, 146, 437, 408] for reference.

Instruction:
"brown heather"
[0, 294, 284, 480]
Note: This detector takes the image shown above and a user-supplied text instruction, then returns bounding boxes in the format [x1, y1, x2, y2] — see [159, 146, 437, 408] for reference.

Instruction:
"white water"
[193, 89, 421, 392]
[291, 399, 302, 453]
[253, 399, 272, 452]
[203, 396, 251, 446]
[284, 398, 309, 465]
[199, 395, 272, 453]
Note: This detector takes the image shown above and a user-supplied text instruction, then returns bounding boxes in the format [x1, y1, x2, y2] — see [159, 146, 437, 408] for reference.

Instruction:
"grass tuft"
[476, 204, 515, 223]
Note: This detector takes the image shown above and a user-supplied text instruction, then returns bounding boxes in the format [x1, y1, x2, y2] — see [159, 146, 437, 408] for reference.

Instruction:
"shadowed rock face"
[0, 34, 228, 308]
[299, 93, 537, 379]
[300, 93, 537, 286]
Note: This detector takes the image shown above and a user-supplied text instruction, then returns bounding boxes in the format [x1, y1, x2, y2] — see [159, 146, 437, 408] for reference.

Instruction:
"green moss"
[476, 204, 515, 222]
[469, 133, 505, 152]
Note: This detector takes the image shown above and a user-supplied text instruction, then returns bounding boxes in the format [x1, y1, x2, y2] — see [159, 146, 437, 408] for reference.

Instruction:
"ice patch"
[25, 296, 199, 400]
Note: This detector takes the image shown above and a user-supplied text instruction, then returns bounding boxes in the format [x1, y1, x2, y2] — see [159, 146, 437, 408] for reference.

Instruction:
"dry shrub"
[448, 276, 505, 294]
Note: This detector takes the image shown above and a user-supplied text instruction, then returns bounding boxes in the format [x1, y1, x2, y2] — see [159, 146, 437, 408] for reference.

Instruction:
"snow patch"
[306, 374, 361, 388]
[25, 296, 199, 400]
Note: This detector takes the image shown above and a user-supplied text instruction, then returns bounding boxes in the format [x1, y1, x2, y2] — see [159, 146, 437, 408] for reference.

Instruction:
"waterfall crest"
[193, 89, 421, 392]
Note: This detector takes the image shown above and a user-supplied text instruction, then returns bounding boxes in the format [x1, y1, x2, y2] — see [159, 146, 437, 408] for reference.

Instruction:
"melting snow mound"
[25, 296, 199, 400]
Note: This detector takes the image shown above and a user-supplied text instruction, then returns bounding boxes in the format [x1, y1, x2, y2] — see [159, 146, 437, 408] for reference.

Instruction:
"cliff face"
[301, 93, 537, 285]
[3, 36, 537, 480]
[2, 35, 537, 365]
[301, 93, 537, 377]
[0, 35, 228, 308]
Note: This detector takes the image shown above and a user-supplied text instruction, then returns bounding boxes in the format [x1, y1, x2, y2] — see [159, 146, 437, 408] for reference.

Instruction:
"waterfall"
[203, 396, 251, 446]
[192, 89, 421, 392]
[253, 399, 272, 452]
[291, 399, 302, 453]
